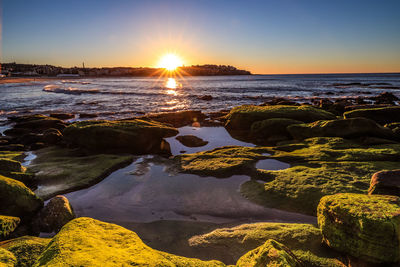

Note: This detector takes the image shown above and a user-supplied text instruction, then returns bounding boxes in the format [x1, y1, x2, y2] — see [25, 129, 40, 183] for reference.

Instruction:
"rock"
[33, 217, 224, 266]
[49, 113, 75, 120]
[78, 113, 98, 119]
[36, 195, 75, 233]
[28, 147, 134, 200]
[344, 106, 400, 125]
[241, 137, 400, 215]
[0, 144, 25, 151]
[287, 118, 397, 141]
[63, 119, 178, 154]
[0, 236, 50, 267]
[236, 239, 303, 267]
[8, 115, 66, 133]
[369, 169, 400, 196]
[29, 142, 46, 151]
[0, 247, 16, 266]
[0, 159, 24, 173]
[198, 95, 213, 101]
[317, 193, 400, 263]
[250, 118, 303, 144]
[42, 128, 62, 145]
[174, 146, 269, 178]
[139, 110, 207, 127]
[176, 135, 208, 147]
[189, 222, 343, 266]
[370, 92, 399, 105]
[225, 105, 335, 131]
[0, 175, 43, 218]
[0, 216, 20, 240]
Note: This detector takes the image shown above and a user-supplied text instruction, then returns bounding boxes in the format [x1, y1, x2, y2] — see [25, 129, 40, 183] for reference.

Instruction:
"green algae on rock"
[317, 193, 400, 263]
[344, 106, 400, 125]
[250, 118, 303, 144]
[33, 217, 225, 267]
[0, 175, 43, 219]
[173, 146, 270, 177]
[287, 118, 397, 141]
[225, 105, 336, 131]
[63, 119, 178, 154]
[236, 239, 303, 267]
[0, 216, 20, 240]
[189, 222, 344, 266]
[0, 247, 16, 267]
[241, 137, 400, 215]
[0, 236, 50, 267]
[28, 146, 134, 200]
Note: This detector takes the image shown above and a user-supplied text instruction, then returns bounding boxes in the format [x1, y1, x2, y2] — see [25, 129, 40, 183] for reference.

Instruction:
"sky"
[2, 0, 400, 74]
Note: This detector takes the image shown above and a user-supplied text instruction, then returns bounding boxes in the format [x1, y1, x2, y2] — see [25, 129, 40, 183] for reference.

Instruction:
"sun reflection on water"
[165, 78, 179, 96]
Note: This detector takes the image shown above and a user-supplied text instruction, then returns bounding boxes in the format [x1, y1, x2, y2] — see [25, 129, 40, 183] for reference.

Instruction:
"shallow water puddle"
[256, 159, 290, 170]
[65, 156, 314, 225]
[166, 126, 255, 155]
[22, 151, 37, 166]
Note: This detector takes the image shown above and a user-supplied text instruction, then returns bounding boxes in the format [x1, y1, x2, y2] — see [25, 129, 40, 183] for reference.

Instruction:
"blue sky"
[2, 0, 400, 73]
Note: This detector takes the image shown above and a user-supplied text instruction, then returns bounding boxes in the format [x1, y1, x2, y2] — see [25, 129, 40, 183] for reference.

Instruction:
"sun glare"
[158, 54, 183, 71]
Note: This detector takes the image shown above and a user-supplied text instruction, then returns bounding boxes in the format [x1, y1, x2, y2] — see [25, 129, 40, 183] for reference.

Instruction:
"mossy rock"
[63, 119, 178, 154]
[344, 106, 400, 125]
[0, 152, 25, 162]
[173, 146, 270, 178]
[139, 110, 207, 127]
[33, 217, 224, 266]
[0, 175, 43, 219]
[250, 118, 303, 144]
[28, 146, 134, 200]
[0, 247, 16, 266]
[241, 137, 400, 215]
[368, 169, 400, 196]
[0, 159, 25, 173]
[176, 135, 208, 147]
[288, 118, 397, 141]
[0, 236, 50, 267]
[317, 193, 400, 263]
[7, 115, 65, 134]
[0, 216, 20, 240]
[225, 105, 335, 130]
[236, 239, 303, 267]
[189, 222, 344, 266]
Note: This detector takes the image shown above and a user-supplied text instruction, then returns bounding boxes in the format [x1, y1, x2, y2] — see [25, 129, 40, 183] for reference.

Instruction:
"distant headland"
[0, 63, 251, 77]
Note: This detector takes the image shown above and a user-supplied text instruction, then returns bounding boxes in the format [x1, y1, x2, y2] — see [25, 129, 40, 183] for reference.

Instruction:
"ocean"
[1, 73, 400, 121]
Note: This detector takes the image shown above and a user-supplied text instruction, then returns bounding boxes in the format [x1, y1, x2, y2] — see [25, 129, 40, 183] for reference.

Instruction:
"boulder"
[0, 216, 20, 240]
[287, 118, 396, 141]
[250, 118, 303, 144]
[49, 113, 75, 120]
[317, 193, 400, 263]
[344, 106, 400, 125]
[7, 115, 66, 133]
[369, 169, 400, 196]
[236, 239, 303, 267]
[63, 119, 178, 154]
[0, 159, 24, 173]
[0, 236, 50, 267]
[42, 128, 62, 145]
[0, 175, 43, 218]
[225, 105, 335, 131]
[370, 92, 399, 105]
[139, 110, 207, 127]
[33, 217, 224, 266]
[176, 135, 208, 147]
[35, 195, 75, 233]
[0, 247, 16, 266]
[189, 222, 343, 266]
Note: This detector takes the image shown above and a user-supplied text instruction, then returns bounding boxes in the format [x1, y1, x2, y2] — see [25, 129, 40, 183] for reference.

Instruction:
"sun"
[157, 53, 183, 71]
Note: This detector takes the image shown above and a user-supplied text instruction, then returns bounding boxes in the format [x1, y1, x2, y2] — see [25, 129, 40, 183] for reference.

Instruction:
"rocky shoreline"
[1, 92, 400, 266]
